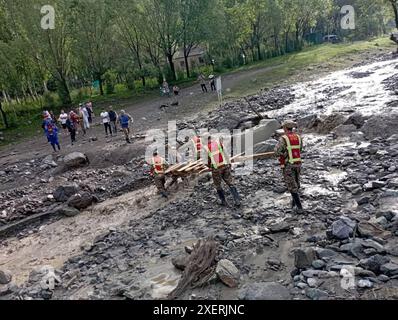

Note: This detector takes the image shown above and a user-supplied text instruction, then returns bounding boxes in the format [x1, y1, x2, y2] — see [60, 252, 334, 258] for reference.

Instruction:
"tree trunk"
[391, 1, 398, 29]
[0, 101, 9, 128]
[167, 53, 176, 81]
[43, 81, 49, 93]
[2, 90, 9, 104]
[98, 77, 104, 96]
[184, 51, 190, 78]
[257, 42, 262, 61]
[57, 77, 72, 105]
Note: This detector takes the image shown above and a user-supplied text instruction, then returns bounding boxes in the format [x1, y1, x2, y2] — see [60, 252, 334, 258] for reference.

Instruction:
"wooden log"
[232, 152, 275, 162]
[177, 160, 202, 172]
[165, 162, 187, 174]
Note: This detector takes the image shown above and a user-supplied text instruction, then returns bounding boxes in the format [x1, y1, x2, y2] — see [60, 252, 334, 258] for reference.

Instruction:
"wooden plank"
[232, 152, 275, 162]
[165, 162, 187, 174]
[177, 160, 202, 172]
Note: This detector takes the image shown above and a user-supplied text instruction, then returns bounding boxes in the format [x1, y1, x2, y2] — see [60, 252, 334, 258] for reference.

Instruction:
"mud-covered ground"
[1, 50, 398, 300]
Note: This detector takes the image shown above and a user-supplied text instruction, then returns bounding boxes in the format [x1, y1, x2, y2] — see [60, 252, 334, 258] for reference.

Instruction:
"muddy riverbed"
[1, 52, 398, 300]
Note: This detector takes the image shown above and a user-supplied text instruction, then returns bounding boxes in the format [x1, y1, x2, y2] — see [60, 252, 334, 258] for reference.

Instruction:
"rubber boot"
[217, 190, 227, 206]
[229, 186, 241, 207]
[291, 193, 304, 214]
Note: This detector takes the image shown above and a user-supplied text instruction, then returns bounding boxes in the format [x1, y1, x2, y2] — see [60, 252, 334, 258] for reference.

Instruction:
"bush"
[104, 70, 118, 94]
[43, 92, 57, 109]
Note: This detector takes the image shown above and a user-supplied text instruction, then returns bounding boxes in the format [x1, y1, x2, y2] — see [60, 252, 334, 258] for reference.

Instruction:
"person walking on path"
[100, 109, 112, 137]
[209, 75, 216, 91]
[79, 104, 90, 135]
[58, 110, 68, 135]
[119, 110, 133, 143]
[108, 106, 118, 136]
[198, 74, 208, 93]
[66, 113, 77, 145]
[43, 111, 61, 152]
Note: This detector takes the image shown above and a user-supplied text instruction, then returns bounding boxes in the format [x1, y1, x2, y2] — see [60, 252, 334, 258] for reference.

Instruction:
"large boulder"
[216, 259, 240, 288]
[361, 114, 398, 139]
[67, 192, 96, 210]
[294, 248, 318, 269]
[331, 217, 356, 240]
[0, 270, 12, 285]
[238, 282, 291, 300]
[297, 114, 320, 130]
[333, 124, 357, 138]
[253, 139, 278, 154]
[63, 152, 89, 169]
[316, 114, 347, 134]
[344, 112, 366, 128]
[53, 184, 80, 202]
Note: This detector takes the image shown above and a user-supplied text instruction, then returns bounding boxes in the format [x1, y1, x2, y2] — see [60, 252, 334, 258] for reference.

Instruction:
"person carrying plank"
[203, 134, 241, 207]
[150, 151, 169, 198]
[274, 120, 304, 214]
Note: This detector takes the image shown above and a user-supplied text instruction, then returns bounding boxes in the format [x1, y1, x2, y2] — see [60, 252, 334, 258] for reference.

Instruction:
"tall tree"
[144, 0, 182, 81]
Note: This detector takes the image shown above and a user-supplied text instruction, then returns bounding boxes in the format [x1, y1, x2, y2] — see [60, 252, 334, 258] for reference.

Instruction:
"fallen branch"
[168, 238, 219, 300]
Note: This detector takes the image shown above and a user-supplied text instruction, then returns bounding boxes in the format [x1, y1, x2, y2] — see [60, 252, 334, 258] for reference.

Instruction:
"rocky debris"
[216, 259, 240, 288]
[359, 254, 390, 274]
[330, 216, 356, 240]
[63, 152, 89, 169]
[171, 254, 190, 271]
[57, 206, 81, 217]
[316, 114, 347, 134]
[238, 282, 291, 300]
[333, 124, 357, 138]
[294, 248, 317, 269]
[344, 112, 366, 128]
[53, 184, 80, 202]
[305, 288, 329, 300]
[361, 114, 398, 139]
[0, 270, 12, 284]
[358, 279, 373, 288]
[380, 263, 398, 276]
[67, 192, 97, 210]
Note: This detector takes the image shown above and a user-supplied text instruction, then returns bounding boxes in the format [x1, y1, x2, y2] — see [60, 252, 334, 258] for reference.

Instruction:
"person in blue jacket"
[42, 111, 61, 152]
[119, 110, 133, 144]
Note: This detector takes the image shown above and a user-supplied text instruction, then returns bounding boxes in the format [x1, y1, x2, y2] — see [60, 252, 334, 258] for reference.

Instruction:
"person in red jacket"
[274, 120, 304, 214]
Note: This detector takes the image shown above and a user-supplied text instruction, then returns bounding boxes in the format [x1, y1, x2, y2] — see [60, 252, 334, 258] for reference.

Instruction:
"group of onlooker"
[100, 106, 134, 143]
[42, 101, 94, 151]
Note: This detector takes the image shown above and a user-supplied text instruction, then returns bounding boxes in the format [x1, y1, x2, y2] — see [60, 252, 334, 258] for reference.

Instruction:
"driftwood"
[168, 238, 219, 300]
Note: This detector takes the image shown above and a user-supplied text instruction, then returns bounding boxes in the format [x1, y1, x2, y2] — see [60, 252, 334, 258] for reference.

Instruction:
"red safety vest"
[279, 133, 302, 168]
[152, 156, 165, 175]
[192, 136, 202, 158]
[206, 141, 228, 169]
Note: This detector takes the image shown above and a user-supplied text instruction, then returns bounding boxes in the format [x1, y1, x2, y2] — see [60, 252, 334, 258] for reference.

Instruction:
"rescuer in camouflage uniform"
[204, 134, 241, 207]
[274, 121, 304, 213]
[150, 151, 169, 198]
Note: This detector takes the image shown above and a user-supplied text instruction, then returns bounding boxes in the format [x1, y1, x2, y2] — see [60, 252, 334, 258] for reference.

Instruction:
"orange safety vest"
[152, 156, 166, 175]
[279, 133, 302, 168]
[192, 136, 202, 158]
[206, 141, 228, 169]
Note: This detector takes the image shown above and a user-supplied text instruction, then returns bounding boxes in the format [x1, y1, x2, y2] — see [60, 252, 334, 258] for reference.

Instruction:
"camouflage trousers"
[154, 175, 166, 193]
[282, 164, 301, 193]
[212, 165, 234, 191]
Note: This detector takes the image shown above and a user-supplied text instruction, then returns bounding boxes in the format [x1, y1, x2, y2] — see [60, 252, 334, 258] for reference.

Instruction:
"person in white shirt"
[58, 110, 68, 135]
[100, 109, 112, 137]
